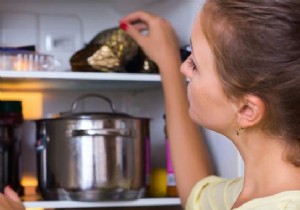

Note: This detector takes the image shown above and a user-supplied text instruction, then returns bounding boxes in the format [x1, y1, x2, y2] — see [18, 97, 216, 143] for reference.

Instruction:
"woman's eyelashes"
[187, 57, 197, 72]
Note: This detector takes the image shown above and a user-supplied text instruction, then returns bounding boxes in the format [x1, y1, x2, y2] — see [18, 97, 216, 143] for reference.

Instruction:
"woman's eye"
[187, 57, 197, 72]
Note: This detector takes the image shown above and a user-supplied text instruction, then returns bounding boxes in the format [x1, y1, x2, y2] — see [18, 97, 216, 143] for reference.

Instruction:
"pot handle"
[71, 129, 132, 137]
[70, 94, 117, 113]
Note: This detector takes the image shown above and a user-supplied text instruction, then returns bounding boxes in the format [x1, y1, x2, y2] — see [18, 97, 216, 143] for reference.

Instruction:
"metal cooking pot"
[35, 94, 149, 201]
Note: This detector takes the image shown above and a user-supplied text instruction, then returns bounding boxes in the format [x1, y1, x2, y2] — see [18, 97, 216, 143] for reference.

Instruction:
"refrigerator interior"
[0, 0, 243, 189]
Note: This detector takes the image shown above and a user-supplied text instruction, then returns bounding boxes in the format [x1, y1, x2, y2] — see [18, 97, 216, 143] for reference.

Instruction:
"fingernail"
[119, 22, 128, 31]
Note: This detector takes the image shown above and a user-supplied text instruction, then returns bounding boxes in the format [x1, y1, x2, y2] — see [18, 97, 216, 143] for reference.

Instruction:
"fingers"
[120, 10, 160, 47]
[4, 186, 21, 202]
[120, 10, 156, 25]
[0, 189, 25, 210]
[125, 23, 147, 47]
[119, 10, 180, 66]
[0, 193, 10, 206]
[131, 22, 148, 31]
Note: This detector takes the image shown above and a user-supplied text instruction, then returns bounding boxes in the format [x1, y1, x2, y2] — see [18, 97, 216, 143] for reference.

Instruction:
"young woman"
[120, 0, 300, 209]
[1, 0, 299, 209]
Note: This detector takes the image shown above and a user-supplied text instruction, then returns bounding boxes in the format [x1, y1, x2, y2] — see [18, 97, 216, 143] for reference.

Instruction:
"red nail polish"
[120, 22, 128, 31]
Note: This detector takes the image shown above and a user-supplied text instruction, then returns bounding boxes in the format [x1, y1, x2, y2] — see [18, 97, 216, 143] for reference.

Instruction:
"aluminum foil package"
[70, 27, 158, 73]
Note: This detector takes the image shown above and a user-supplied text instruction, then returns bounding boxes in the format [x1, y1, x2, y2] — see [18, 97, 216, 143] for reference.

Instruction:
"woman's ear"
[236, 94, 266, 128]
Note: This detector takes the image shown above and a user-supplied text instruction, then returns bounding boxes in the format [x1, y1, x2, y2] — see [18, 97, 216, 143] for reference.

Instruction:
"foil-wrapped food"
[70, 27, 158, 73]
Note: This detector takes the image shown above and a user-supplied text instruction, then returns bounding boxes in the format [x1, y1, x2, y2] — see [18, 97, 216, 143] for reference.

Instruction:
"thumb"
[121, 22, 146, 47]
[4, 186, 21, 202]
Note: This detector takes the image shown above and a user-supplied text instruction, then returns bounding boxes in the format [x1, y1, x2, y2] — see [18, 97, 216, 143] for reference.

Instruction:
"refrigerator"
[0, 0, 243, 208]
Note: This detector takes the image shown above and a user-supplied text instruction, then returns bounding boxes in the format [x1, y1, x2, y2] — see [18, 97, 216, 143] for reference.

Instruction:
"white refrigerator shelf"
[24, 198, 181, 209]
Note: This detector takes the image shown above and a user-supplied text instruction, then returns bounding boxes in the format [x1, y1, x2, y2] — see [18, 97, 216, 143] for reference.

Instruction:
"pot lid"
[59, 111, 132, 119]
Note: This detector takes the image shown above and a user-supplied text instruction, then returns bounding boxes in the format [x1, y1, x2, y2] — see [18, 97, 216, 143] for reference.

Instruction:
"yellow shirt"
[186, 175, 300, 210]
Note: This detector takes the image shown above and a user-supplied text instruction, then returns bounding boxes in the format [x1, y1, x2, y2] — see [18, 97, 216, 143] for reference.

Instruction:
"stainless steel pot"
[35, 94, 149, 201]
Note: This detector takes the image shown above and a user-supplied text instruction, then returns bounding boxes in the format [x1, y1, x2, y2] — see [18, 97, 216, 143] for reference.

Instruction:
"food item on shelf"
[69, 44, 101, 72]
[90, 27, 139, 64]
[87, 45, 120, 71]
[164, 114, 178, 197]
[70, 27, 158, 73]
[148, 168, 167, 197]
[0, 101, 24, 195]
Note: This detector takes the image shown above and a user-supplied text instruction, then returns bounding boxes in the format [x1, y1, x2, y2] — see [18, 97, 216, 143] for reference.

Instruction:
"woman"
[120, 0, 300, 209]
[2, 0, 299, 209]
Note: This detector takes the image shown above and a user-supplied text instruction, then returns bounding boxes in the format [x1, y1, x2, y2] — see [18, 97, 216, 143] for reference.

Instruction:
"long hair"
[201, 0, 300, 165]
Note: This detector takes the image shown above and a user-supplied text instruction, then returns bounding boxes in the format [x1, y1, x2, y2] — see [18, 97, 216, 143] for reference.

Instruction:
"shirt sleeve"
[186, 175, 243, 210]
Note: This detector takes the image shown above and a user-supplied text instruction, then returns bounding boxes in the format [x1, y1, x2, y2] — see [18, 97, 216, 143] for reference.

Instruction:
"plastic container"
[0, 48, 61, 71]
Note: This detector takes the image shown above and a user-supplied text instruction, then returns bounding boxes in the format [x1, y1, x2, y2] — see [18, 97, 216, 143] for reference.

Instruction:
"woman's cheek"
[187, 88, 201, 122]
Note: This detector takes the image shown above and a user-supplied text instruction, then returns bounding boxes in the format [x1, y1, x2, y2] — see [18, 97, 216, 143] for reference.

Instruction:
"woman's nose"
[180, 59, 191, 79]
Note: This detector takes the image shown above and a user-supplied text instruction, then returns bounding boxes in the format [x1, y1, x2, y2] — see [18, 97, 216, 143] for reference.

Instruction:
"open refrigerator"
[0, 0, 243, 208]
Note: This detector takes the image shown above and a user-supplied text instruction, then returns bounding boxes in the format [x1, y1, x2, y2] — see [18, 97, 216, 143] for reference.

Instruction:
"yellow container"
[148, 168, 167, 197]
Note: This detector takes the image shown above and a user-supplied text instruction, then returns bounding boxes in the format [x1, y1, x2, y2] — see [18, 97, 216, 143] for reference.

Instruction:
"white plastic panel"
[0, 12, 38, 46]
[39, 14, 83, 69]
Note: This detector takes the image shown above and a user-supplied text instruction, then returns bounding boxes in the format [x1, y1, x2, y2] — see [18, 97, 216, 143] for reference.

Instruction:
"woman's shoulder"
[186, 175, 243, 210]
[235, 191, 300, 210]
[186, 176, 300, 210]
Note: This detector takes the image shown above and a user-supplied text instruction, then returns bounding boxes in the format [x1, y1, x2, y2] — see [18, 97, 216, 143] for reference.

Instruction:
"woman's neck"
[231, 130, 300, 208]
